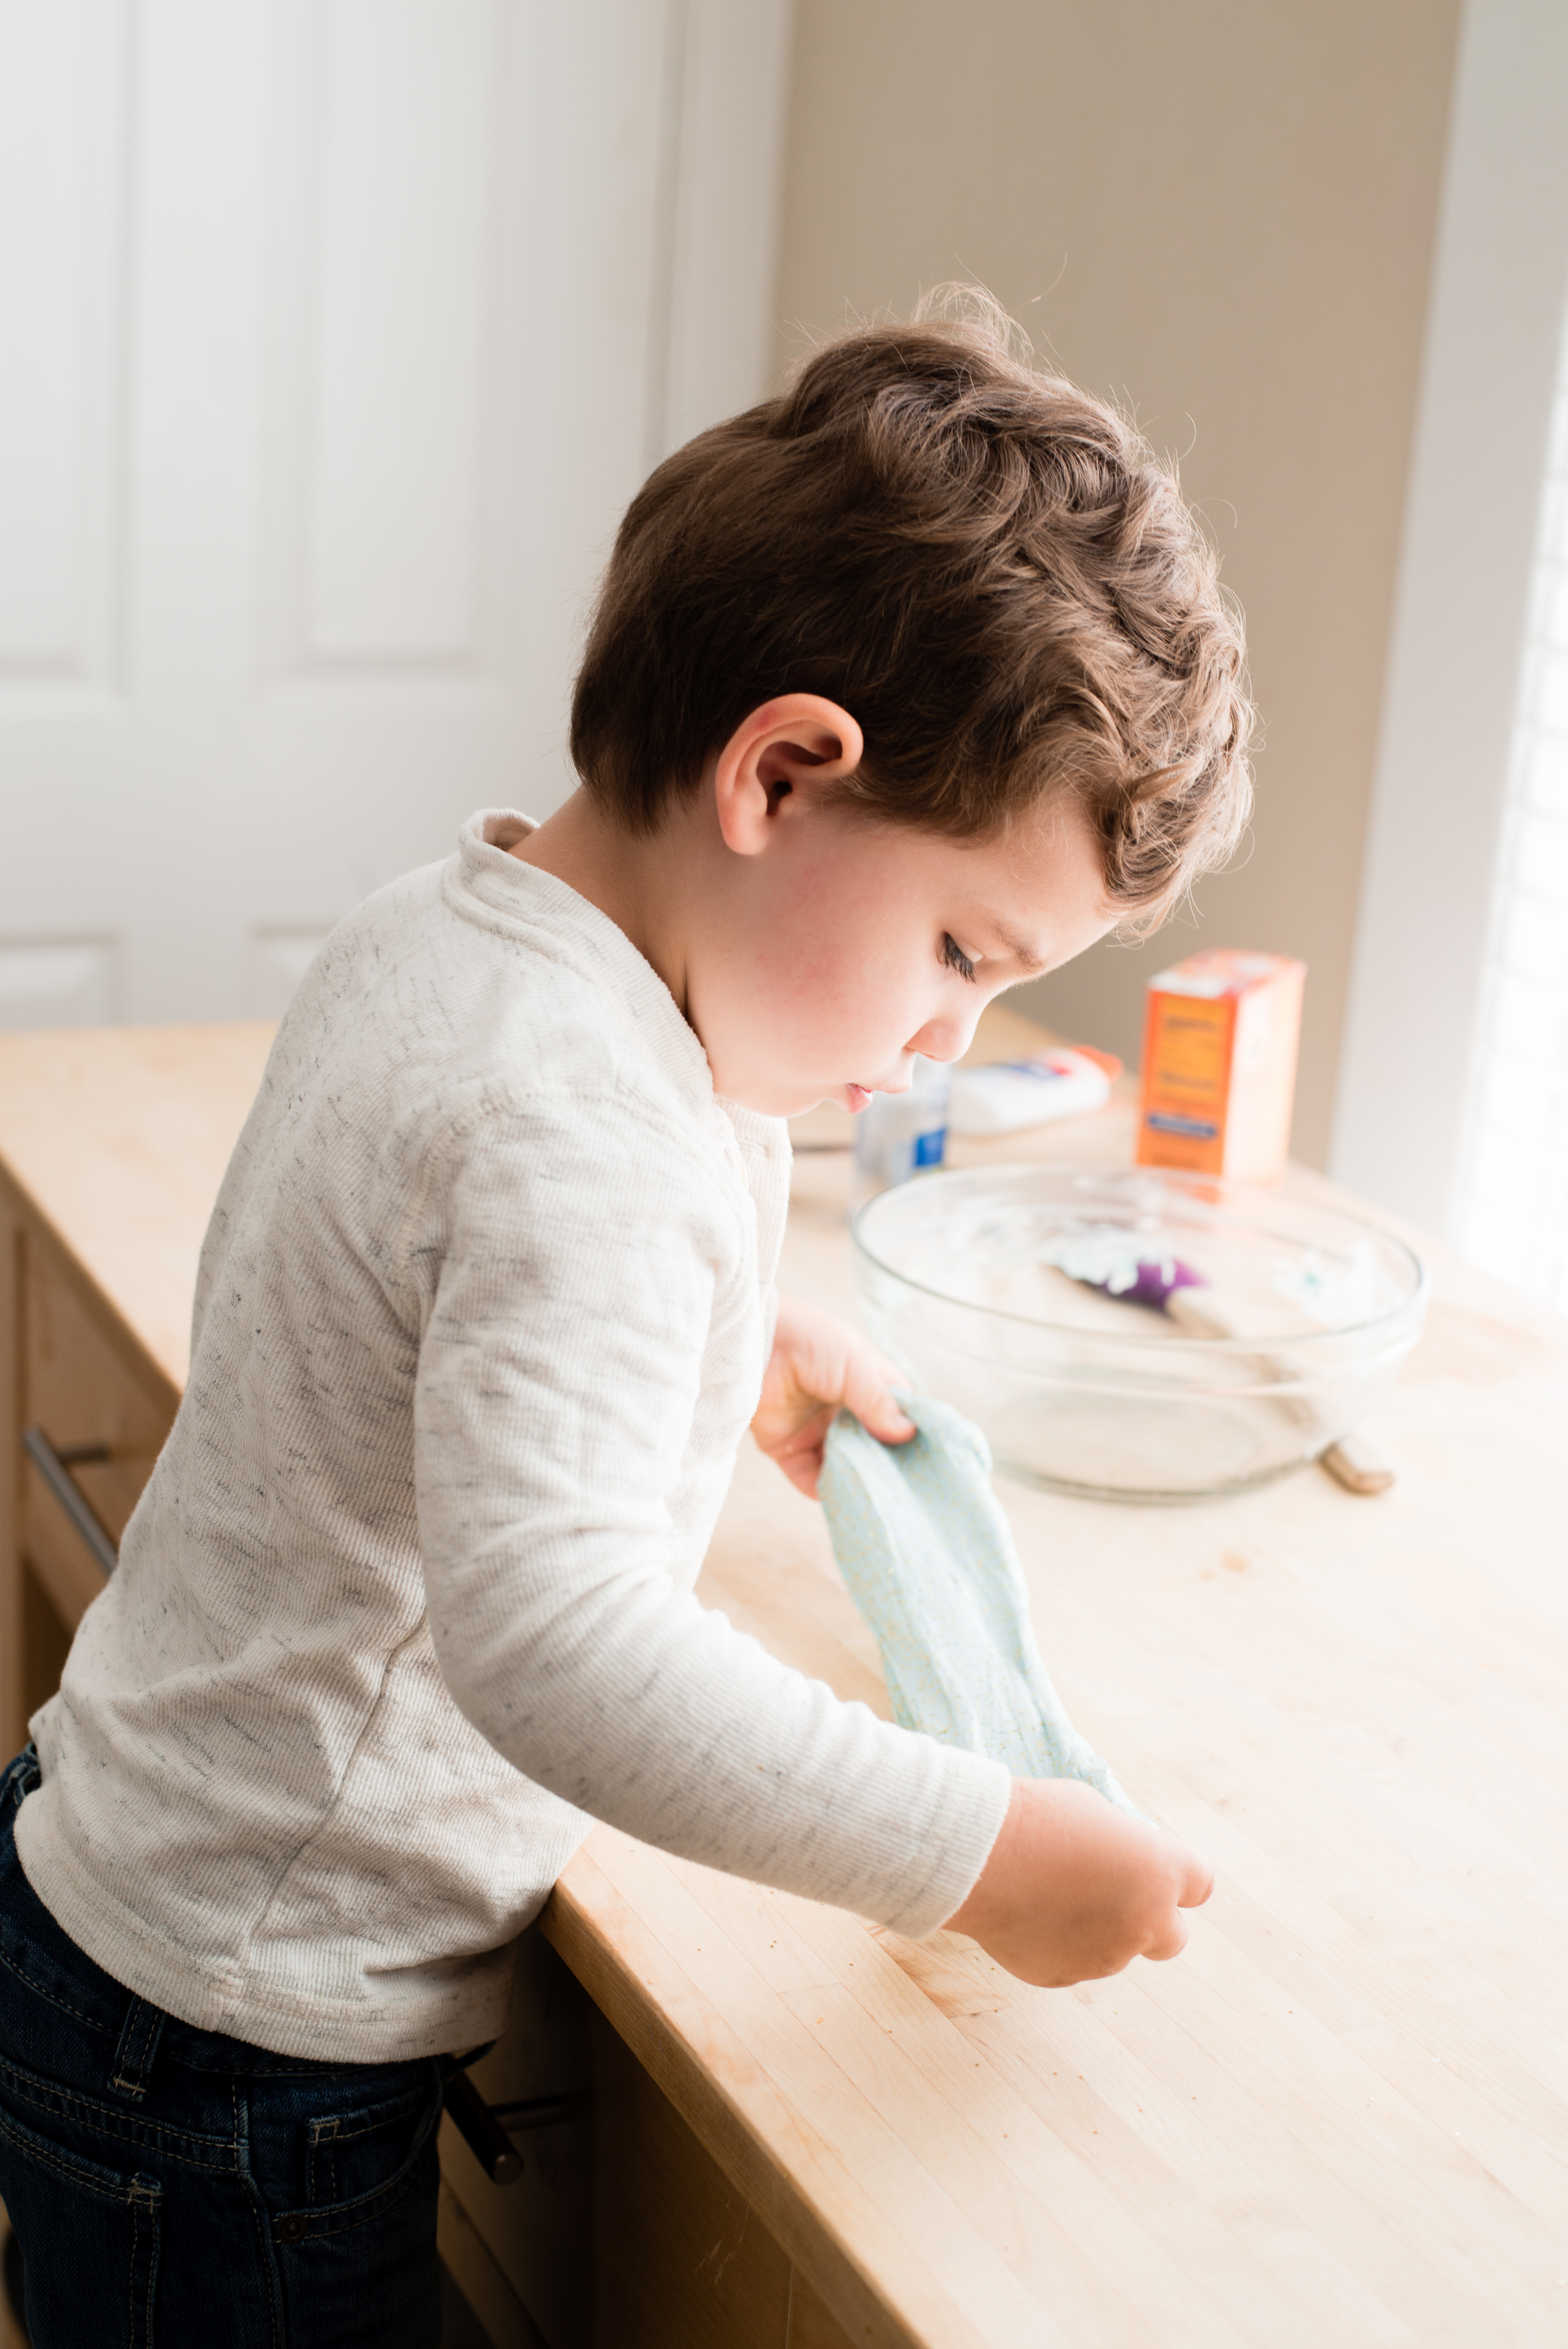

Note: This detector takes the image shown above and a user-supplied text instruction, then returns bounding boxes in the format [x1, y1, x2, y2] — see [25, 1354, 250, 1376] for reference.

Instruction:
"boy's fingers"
[841, 1355, 915, 1443]
[1141, 1907, 1190, 1963]
[1176, 1848, 1215, 1908]
[1139, 1837, 1212, 1964]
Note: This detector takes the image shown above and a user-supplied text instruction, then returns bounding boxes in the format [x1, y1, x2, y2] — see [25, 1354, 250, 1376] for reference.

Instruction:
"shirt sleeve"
[411, 1093, 1010, 1937]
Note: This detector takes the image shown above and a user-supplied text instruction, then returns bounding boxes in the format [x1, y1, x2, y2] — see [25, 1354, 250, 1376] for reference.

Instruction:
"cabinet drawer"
[438, 1927, 594, 2349]
[21, 1236, 173, 1627]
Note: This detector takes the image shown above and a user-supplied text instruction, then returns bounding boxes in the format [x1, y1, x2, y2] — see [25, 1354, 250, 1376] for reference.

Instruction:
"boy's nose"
[906, 1008, 983, 1065]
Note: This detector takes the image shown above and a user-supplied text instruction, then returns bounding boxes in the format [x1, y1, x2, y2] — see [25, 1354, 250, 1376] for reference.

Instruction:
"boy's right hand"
[944, 1778, 1213, 1988]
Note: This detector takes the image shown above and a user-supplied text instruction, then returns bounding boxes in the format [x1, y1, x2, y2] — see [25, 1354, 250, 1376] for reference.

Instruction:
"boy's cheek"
[706, 918, 939, 1092]
[776, 996, 915, 1085]
[784, 942, 931, 1057]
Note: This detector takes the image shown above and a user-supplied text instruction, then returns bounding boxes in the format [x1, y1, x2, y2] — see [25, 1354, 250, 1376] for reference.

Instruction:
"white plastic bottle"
[946, 1047, 1115, 1135]
[853, 1057, 951, 1195]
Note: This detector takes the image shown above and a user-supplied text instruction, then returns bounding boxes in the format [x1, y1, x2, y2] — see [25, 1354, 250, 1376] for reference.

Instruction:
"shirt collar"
[446, 809, 764, 1155]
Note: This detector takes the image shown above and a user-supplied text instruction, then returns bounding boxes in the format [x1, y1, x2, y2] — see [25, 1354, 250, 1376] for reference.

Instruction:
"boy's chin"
[723, 1080, 859, 1121]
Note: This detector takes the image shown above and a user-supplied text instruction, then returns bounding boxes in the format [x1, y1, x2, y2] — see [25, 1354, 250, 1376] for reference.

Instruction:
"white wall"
[774, 0, 1464, 1167]
[1330, 0, 1568, 1229]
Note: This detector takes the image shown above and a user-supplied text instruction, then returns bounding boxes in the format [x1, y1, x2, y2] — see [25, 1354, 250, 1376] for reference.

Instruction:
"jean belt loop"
[109, 1995, 167, 2103]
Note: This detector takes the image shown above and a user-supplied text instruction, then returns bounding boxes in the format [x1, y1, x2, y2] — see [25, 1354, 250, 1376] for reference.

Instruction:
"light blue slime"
[819, 1392, 1137, 1812]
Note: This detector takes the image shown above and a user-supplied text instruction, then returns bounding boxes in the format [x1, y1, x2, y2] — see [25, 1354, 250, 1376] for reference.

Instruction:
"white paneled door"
[0, 0, 791, 1025]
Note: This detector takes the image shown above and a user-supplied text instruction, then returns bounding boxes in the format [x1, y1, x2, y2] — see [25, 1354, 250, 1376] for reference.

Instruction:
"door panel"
[0, 0, 791, 1027]
[0, 0, 128, 689]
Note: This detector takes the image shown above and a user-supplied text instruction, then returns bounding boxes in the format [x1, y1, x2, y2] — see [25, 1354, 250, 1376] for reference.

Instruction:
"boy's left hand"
[751, 1295, 914, 1499]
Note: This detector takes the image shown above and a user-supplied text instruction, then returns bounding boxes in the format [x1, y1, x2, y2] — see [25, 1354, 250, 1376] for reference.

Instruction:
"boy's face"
[688, 790, 1118, 1120]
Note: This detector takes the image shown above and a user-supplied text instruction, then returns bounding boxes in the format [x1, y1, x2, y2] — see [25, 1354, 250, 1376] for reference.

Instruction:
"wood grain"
[0, 1023, 275, 1396]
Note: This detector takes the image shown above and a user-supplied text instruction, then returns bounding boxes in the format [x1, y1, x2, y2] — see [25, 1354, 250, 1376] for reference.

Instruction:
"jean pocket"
[0, 2084, 162, 2348]
[298, 2072, 443, 2226]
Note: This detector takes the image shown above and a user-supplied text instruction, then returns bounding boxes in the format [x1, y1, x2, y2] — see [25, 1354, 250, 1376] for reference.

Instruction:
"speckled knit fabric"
[16, 812, 1010, 2064]
[820, 1395, 1136, 1809]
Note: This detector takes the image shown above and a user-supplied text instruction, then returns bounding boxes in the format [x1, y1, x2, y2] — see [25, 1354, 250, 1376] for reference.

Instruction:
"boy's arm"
[412, 1099, 1210, 1981]
[412, 1097, 1010, 1942]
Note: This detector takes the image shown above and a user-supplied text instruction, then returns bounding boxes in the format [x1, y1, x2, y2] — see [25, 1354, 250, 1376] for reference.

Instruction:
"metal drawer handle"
[442, 2068, 592, 2187]
[21, 1426, 119, 1581]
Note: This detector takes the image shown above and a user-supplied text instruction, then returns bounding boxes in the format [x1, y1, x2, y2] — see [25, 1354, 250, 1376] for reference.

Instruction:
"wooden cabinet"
[433, 1931, 857, 2349]
[0, 1170, 179, 1752]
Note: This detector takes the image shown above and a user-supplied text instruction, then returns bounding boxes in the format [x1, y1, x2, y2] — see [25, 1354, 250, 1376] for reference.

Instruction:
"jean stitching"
[111, 1997, 165, 2101]
[0, 2047, 233, 2146]
[308, 2119, 335, 2208]
[0, 2101, 159, 2207]
[235, 2086, 283, 2349]
[274, 2076, 442, 2243]
[309, 2092, 426, 2146]
[2, 1743, 440, 2334]
[137, 2177, 161, 2349]
[0, 2056, 237, 2170]
[281, 2143, 426, 2243]
[0, 1934, 119, 2038]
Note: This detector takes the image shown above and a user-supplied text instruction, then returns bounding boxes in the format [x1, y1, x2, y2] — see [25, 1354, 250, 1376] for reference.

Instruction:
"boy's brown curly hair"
[570, 289, 1253, 930]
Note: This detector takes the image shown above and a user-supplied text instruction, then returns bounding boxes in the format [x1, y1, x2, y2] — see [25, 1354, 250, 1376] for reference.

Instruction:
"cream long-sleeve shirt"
[18, 811, 1011, 2063]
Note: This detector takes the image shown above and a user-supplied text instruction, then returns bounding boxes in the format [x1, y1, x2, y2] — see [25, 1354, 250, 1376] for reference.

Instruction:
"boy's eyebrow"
[994, 927, 1049, 973]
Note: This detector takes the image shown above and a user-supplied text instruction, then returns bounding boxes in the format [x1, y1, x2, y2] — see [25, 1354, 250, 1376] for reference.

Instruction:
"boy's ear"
[712, 695, 864, 855]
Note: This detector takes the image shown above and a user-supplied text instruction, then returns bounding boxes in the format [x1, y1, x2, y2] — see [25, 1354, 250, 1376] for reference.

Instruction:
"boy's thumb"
[849, 1378, 916, 1445]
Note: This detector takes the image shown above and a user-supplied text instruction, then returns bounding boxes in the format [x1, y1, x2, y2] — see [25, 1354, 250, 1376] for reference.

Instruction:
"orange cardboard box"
[1136, 950, 1306, 1181]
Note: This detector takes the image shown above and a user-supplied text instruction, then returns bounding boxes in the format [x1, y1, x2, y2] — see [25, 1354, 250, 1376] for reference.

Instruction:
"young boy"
[0, 296, 1248, 2345]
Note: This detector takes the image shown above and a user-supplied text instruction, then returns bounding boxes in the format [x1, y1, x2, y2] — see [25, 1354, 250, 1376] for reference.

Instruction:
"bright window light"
[1452, 301, 1568, 1306]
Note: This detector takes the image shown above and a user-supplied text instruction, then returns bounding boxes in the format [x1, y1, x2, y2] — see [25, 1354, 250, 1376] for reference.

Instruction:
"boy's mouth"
[844, 1084, 873, 1113]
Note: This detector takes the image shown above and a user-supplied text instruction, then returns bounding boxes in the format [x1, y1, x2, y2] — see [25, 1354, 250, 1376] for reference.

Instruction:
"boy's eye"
[942, 934, 977, 982]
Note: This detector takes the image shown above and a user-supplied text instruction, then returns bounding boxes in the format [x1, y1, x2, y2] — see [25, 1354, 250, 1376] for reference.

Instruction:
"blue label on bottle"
[912, 1125, 947, 1167]
[1146, 1111, 1218, 1139]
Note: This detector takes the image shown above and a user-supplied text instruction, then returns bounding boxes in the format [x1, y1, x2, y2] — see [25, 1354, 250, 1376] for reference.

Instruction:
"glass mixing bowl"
[851, 1164, 1428, 1503]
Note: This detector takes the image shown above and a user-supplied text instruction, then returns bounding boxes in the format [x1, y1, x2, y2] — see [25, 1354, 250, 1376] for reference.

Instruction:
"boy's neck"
[509, 788, 693, 1019]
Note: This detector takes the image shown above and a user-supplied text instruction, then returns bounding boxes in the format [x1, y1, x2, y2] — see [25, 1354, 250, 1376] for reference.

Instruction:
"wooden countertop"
[0, 1021, 278, 1405]
[2, 1013, 1566, 2347]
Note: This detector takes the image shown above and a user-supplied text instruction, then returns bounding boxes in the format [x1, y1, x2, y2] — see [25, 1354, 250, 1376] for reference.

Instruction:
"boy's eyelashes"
[941, 933, 978, 982]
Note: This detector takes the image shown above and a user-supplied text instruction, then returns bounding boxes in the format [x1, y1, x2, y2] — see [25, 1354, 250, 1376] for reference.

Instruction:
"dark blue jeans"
[0, 1748, 449, 2346]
